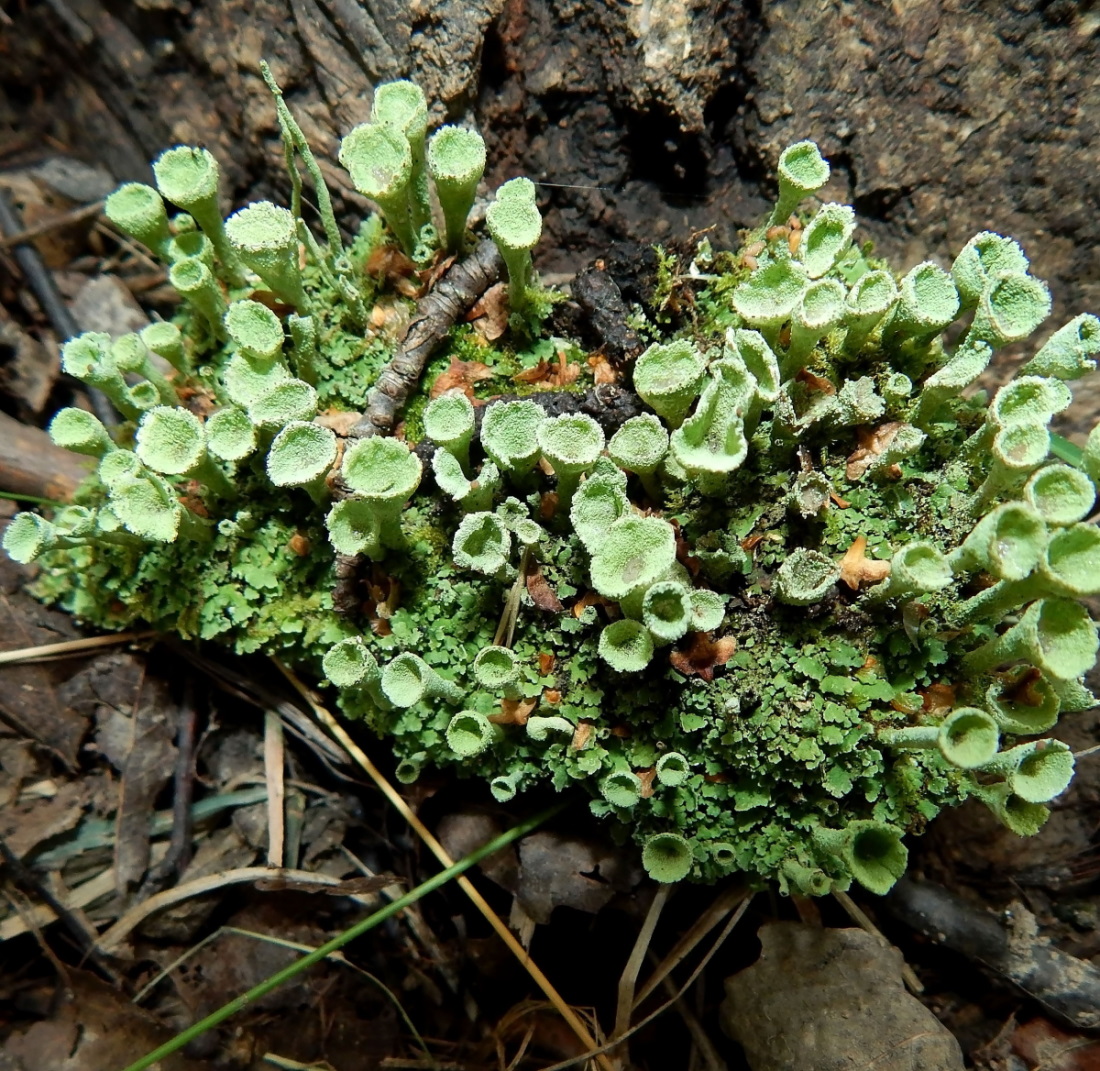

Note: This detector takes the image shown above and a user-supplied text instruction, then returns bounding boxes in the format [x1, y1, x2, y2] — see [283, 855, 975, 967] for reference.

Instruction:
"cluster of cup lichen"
[6, 77, 1100, 894]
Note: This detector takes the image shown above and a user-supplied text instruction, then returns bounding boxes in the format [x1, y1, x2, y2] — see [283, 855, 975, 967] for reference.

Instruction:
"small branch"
[350, 238, 502, 438]
[0, 199, 104, 250]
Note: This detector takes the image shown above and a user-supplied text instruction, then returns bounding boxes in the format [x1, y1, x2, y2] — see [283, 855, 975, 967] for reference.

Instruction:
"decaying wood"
[0, 410, 93, 503]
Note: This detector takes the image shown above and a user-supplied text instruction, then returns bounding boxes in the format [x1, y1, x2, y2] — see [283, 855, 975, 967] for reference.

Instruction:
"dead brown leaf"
[838, 536, 891, 591]
[430, 355, 494, 400]
[467, 281, 511, 342]
[637, 767, 656, 799]
[920, 683, 957, 714]
[527, 570, 564, 612]
[571, 721, 594, 750]
[514, 350, 581, 389]
[846, 421, 905, 480]
[490, 696, 537, 726]
[538, 652, 556, 675]
[365, 242, 417, 285]
[587, 353, 618, 384]
[669, 633, 737, 682]
[795, 367, 836, 394]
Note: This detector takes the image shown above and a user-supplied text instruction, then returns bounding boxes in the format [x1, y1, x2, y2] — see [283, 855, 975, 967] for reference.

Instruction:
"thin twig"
[0, 630, 154, 666]
[0, 831, 119, 982]
[0, 199, 104, 250]
[264, 709, 287, 868]
[138, 679, 198, 895]
[273, 659, 617, 1071]
[537, 894, 754, 1071]
[0, 185, 115, 426]
[118, 805, 561, 1071]
[648, 950, 727, 1071]
[613, 884, 670, 1046]
[350, 238, 502, 438]
[632, 883, 746, 1012]
[96, 866, 387, 954]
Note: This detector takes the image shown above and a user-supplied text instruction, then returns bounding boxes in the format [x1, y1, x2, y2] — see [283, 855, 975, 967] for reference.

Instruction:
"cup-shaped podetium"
[247, 379, 318, 430]
[910, 339, 992, 428]
[598, 619, 655, 673]
[642, 581, 693, 645]
[787, 278, 846, 364]
[772, 548, 839, 606]
[152, 146, 245, 285]
[689, 589, 726, 632]
[950, 231, 1030, 310]
[1021, 313, 1100, 380]
[608, 413, 668, 500]
[973, 422, 1051, 507]
[472, 645, 521, 692]
[970, 782, 1050, 836]
[335, 436, 423, 556]
[966, 271, 1051, 350]
[989, 376, 1072, 429]
[266, 421, 337, 502]
[795, 203, 856, 279]
[445, 710, 498, 758]
[569, 466, 630, 554]
[641, 832, 694, 884]
[2, 514, 62, 564]
[731, 259, 810, 351]
[134, 405, 233, 498]
[140, 321, 188, 374]
[600, 768, 644, 807]
[881, 708, 1000, 769]
[949, 501, 1048, 581]
[668, 357, 753, 493]
[812, 820, 908, 896]
[1024, 464, 1096, 526]
[536, 413, 605, 512]
[842, 269, 899, 354]
[480, 399, 547, 479]
[423, 389, 476, 472]
[865, 541, 952, 603]
[427, 125, 487, 252]
[105, 182, 173, 256]
[654, 751, 690, 787]
[340, 122, 417, 254]
[963, 597, 1099, 682]
[48, 407, 114, 458]
[985, 670, 1061, 736]
[485, 178, 543, 316]
[111, 333, 177, 405]
[169, 257, 227, 333]
[978, 739, 1075, 804]
[881, 262, 961, 349]
[633, 340, 707, 429]
[588, 516, 677, 602]
[380, 652, 463, 708]
[371, 80, 431, 233]
[452, 511, 513, 577]
[224, 202, 309, 312]
[322, 638, 388, 709]
[225, 299, 285, 361]
[61, 332, 146, 421]
[770, 140, 830, 226]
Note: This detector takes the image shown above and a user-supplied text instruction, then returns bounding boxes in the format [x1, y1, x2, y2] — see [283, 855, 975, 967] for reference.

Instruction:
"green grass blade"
[118, 801, 565, 1071]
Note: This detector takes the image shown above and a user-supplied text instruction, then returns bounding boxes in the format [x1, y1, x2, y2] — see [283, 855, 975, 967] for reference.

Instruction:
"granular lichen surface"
[7, 82, 1100, 897]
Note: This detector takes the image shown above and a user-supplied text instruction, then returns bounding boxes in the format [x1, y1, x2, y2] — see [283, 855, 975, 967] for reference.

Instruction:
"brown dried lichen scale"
[332, 238, 502, 615]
